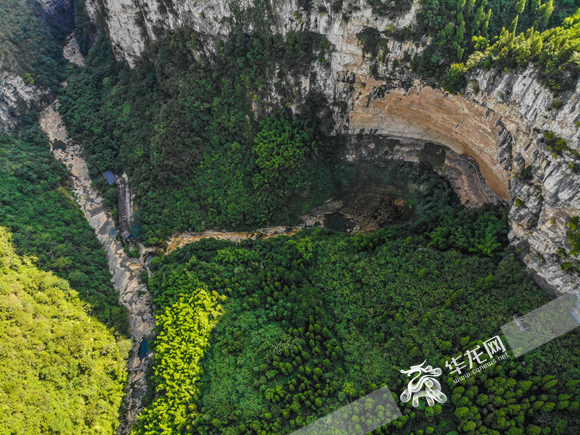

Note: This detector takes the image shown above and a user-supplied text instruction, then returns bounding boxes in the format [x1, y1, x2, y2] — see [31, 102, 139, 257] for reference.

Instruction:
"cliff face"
[0, 0, 73, 131]
[91, 1, 580, 295]
[0, 73, 51, 131]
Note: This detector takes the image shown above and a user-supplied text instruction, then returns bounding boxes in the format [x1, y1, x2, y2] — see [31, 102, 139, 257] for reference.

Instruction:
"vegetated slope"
[59, 30, 339, 245]
[389, 0, 580, 93]
[0, 119, 129, 336]
[132, 164, 579, 435]
[0, 0, 68, 88]
[0, 227, 129, 434]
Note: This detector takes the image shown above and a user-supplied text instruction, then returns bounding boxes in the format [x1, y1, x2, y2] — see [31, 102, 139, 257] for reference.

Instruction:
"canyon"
[3, 0, 579, 296]
[91, 0, 580, 295]
[1, 1, 578, 432]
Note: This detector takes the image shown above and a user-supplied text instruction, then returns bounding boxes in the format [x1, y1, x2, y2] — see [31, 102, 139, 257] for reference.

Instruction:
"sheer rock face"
[89, 2, 580, 294]
[0, 73, 50, 131]
[0, 0, 74, 131]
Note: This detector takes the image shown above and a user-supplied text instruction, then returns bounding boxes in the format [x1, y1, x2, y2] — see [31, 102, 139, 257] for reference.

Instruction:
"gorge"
[1, 0, 580, 434]
[4, 0, 580, 295]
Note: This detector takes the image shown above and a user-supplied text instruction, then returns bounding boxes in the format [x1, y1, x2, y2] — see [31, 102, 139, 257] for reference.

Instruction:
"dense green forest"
[0, 227, 129, 434]
[0, 0, 68, 90]
[356, 0, 580, 93]
[59, 29, 337, 245]
[135, 221, 579, 434]
[0, 119, 128, 335]
[128, 160, 579, 435]
[60, 0, 580, 250]
[2, 1, 578, 434]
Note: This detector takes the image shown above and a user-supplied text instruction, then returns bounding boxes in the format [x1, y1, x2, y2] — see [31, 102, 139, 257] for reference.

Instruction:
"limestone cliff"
[85, 0, 580, 295]
[0, 0, 73, 131]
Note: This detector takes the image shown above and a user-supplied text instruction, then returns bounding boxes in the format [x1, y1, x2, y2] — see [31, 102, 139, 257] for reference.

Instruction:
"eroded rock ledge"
[347, 66, 580, 295]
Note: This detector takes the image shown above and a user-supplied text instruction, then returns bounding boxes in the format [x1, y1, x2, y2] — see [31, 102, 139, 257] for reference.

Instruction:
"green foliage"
[134, 217, 580, 434]
[443, 63, 469, 93]
[133, 288, 225, 434]
[252, 112, 329, 215]
[514, 164, 534, 182]
[411, 0, 580, 93]
[426, 204, 508, 257]
[61, 30, 336, 244]
[548, 98, 564, 110]
[365, 0, 414, 18]
[465, 8, 580, 92]
[566, 216, 580, 256]
[0, 227, 127, 433]
[357, 27, 390, 58]
[543, 131, 570, 157]
[0, 125, 128, 335]
[0, 0, 68, 90]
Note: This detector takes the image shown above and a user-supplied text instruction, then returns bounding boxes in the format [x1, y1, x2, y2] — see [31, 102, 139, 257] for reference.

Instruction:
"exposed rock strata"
[86, 1, 580, 295]
[0, 73, 50, 131]
[0, 0, 74, 131]
[342, 135, 504, 208]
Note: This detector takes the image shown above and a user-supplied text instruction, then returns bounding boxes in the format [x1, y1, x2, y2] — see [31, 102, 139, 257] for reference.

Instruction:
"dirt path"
[148, 197, 357, 257]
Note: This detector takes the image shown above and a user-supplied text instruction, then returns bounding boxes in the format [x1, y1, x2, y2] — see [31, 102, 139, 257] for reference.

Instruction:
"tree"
[537, 0, 554, 28]
[457, 21, 466, 43]
[483, 9, 492, 33]
[473, 6, 486, 30]
[509, 15, 520, 34]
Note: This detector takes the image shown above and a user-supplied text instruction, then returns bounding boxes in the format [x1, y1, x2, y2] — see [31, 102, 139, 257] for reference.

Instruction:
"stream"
[39, 36, 155, 435]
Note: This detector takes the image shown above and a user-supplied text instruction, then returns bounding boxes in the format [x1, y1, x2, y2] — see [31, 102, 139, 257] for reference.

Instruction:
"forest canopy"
[132, 226, 579, 435]
[60, 29, 336, 245]
[0, 227, 129, 434]
[0, 122, 129, 335]
[392, 0, 580, 92]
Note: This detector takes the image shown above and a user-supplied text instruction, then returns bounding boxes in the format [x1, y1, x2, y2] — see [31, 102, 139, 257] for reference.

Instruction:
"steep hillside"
[0, 226, 129, 434]
[0, 0, 74, 130]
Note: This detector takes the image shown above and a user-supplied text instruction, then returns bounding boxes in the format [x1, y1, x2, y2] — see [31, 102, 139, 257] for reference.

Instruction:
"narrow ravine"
[39, 35, 155, 435]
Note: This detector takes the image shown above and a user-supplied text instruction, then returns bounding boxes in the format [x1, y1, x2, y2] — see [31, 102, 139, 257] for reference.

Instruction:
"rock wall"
[89, 1, 580, 294]
[0, 0, 74, 131]
[99, 0, 417, 67]
[0, 73, 51, 132]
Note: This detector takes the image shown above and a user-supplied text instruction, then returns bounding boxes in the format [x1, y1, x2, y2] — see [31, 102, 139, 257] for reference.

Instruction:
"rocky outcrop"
[0, 73, 51, 131]
[63, 33, 87, 67]
[342, 134, 504, 208]
[98, 0, 417, 67]
[83, 1, 580, 294]
[0, 0, 74, 131]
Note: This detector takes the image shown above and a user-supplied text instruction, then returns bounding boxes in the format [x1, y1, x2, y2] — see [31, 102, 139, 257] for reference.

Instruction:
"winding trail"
[39, 36, 155, 435]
